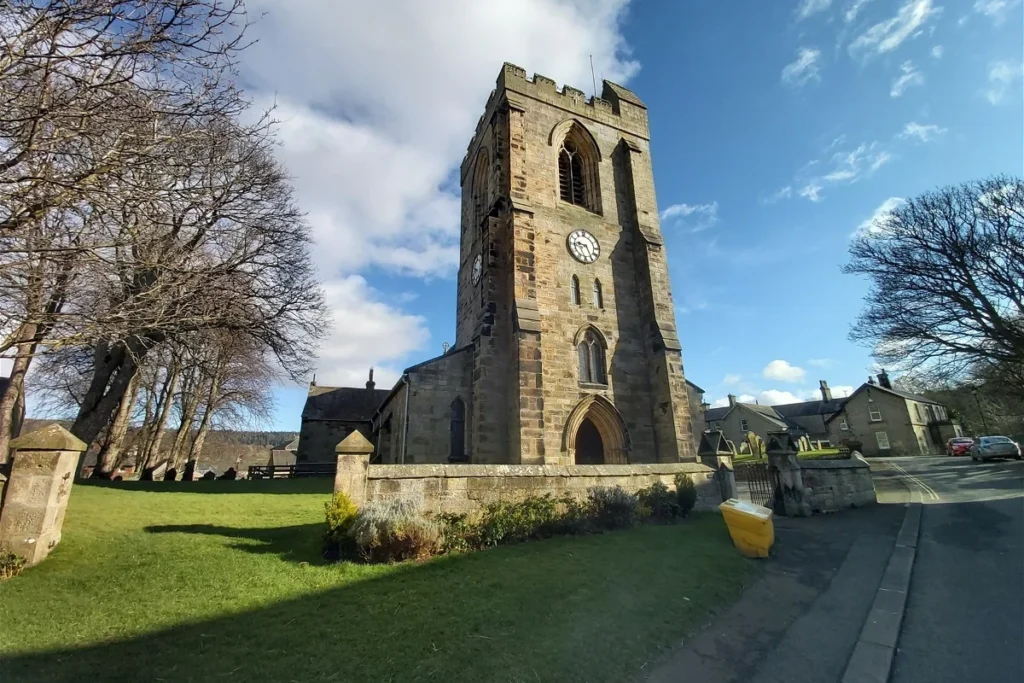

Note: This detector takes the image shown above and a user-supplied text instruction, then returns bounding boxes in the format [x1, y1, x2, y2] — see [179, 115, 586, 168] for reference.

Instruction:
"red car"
[946, 437, 974, 456]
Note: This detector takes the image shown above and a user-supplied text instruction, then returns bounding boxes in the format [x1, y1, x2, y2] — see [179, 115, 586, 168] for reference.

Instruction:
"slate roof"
[870, 384, 942, 405]
[773, 398, 847, 418]
[301, 386, 390, 422]
[272, 436, 300, 451]
[704, 406, 730, 422]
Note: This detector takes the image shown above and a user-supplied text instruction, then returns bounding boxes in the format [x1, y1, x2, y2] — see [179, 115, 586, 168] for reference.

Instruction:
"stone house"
[296, 372, 390, 463]
[705, 381, 845, 449]
[268, 436, 299, 467]
[304, 64, 697, 466]
[825, 372, 962, 456]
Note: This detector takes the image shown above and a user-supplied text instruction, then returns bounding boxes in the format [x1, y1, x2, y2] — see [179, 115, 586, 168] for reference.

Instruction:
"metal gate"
[734, 460, 783, 514]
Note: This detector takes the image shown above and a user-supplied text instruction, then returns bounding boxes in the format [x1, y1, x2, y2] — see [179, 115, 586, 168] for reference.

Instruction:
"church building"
[297, 63, 696, 466]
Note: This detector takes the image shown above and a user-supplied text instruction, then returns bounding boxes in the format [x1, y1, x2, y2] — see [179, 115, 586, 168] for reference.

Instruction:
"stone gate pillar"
[0, 424, 87, 565]
[334, 430, 373, 506]
[766, 431, 811, 517]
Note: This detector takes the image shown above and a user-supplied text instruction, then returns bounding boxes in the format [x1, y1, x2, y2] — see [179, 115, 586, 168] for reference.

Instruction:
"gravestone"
[0, 424, 87, 566]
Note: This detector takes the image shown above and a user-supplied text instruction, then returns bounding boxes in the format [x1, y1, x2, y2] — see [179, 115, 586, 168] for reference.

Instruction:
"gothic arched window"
[593, 279, 603, 308]
[450, 397, 466, 462]
[577, 328, 607, 385]
[558, 140, 586, 206]
[470, 149, 489, 233]
[570, 275, 580, 305]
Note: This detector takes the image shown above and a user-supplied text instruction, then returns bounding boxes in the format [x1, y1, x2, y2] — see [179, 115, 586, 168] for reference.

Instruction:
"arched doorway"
[575, 418, 604, 464]
[563, 395, 630, 464]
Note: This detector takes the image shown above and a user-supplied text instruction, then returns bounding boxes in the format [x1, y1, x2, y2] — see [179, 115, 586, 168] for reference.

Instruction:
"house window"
[869, 406, 882, 422]
[875, 431, 890, 450]
[915, 404, 922, 421]
[839, 418, 849, 431]
[558, 139, 587, 206]
[570, 275, 580, 305]
[577, 328, 607, 385]
[593, 279, 603, 308]
[740, 419, 749, 431]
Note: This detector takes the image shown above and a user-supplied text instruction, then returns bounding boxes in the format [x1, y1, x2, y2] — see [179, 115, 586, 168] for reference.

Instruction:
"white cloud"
[845, 0, 877, 22]
[831, 385, 856, 397]
[973, 0, 1022, 24]
[723, 373, 743, 385]
[931, 44, 944, 58]
[660, 201, 719, 232]
[849, 0, 942, 58]
[781, 47, 823, 87]
[793, 140, 892, 202]
[315, 276, 431, 387]
[236, 0, 639, 385]
[853, 197, 904, 238]
[759, 389, 805, 405]
[890, 60, 925, 97]
[797, 0, 833, 20]
[986, 60, 1024, 104]
[799, 183, 825, 202]
[807, 358, 833, 367]
[763, 360, 807, 383]
[899, 121, 947, 142]
[764, 185, 793, 204]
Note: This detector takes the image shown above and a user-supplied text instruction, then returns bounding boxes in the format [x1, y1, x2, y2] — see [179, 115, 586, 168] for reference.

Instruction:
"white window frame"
[876, 431, 890, 450]
[740, 418, 749, 431]
[839, 418, 849, 431]
[869, 406, 882, 422]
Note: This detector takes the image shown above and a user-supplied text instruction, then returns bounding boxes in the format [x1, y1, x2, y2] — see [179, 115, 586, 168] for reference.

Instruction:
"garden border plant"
[324, 477, 703, 564]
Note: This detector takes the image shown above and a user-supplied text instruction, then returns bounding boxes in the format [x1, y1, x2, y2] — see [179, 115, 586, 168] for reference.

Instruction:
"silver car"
[970, 436, 1022, 462]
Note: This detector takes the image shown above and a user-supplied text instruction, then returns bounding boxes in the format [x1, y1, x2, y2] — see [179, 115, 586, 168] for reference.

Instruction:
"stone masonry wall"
[403, 349, 472, 464]
[799, 455, 877, 514]
[361, 462, 723, 516]
[298, 419, 370, 464]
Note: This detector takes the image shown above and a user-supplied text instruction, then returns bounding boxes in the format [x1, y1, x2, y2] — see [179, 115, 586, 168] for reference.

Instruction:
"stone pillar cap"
[335, 430, 374, 455]
[10, 423, 88, 453]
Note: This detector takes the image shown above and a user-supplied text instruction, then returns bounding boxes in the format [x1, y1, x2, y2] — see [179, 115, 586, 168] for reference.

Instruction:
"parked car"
[969, 436, 1023, 462]
[946, 437, 974, 456]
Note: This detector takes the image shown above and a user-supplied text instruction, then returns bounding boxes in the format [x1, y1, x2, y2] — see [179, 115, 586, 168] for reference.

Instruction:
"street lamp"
[971, 386, 990, 434]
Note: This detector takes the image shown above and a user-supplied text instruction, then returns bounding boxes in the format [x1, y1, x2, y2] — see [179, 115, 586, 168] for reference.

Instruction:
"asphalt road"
[881, 455, 1024, 683]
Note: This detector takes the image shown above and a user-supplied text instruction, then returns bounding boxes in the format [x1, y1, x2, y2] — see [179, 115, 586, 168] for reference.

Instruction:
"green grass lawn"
[0, 478, 755, 683]
[734, 448, 842, 463]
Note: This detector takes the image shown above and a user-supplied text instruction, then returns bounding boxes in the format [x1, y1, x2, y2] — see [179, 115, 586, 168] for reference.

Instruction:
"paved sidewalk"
[641, 504, 905, 683]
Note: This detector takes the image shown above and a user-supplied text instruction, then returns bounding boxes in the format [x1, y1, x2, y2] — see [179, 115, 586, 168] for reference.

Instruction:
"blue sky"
[235, 0, 1022, 429]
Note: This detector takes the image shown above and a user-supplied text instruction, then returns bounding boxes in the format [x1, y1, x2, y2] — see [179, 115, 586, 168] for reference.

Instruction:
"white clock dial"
[471, 253, 482, 284]
[567, 229, 600, 264]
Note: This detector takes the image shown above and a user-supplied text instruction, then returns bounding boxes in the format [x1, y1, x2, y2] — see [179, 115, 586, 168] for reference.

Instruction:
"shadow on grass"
[144, 523, 327, 564]
[1, 518, 753, 683]
[76, 477, 335, 495]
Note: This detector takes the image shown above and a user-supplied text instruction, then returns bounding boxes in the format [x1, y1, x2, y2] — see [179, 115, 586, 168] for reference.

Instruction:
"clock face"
[471, 253, 482, 285]
[567, 229, 600, 264]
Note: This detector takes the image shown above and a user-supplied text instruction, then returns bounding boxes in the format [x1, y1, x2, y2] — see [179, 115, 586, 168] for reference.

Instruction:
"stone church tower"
[303, 63, 695, 466]
[454, 63, 694, 465]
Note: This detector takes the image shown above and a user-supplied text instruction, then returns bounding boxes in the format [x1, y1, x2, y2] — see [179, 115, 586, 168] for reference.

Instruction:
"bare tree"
[846, 176, 1024, 380]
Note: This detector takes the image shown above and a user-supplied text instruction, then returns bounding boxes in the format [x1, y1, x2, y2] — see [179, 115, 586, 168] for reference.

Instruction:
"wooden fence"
[247, 463, 335, 480]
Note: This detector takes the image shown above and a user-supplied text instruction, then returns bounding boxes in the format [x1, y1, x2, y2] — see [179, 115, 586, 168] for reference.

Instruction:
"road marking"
[889, 462, 940, 501]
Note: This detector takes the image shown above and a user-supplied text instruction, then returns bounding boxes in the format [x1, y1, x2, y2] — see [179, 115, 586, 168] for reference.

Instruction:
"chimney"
[728, 394, 737, 407]
[310, 373, 316, 388]
[366, 367, 375, 391]
[819, 380, 833, 402]
[700, 401, 710, 413]
[876, 369, 892, 389]
[868, 375, 876, 385]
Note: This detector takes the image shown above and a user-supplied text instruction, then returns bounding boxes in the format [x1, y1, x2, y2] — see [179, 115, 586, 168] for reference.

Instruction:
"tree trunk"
[140, 363, 179, 471]
[72, 338, 150, 447]
[92, 371, 141, 479]
[187, 373, 222, 466]
[167, 381, 203, 470]
[0, 322, 39, 464]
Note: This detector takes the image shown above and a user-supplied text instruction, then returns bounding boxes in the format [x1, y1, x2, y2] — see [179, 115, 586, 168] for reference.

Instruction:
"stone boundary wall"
[798, 454, 876, 514]
[337, 459, 724, 516]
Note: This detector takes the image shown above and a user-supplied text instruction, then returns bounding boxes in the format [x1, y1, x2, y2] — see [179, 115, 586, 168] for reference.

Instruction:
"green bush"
[435, 512, 476, 554]
[552, 495, 595, 535]
[323, 492, 359, 560]
[0, 552, 26, 581]
[588, 486, 639, 530]
[475, 495, 561, 547]
[637, 481, 681, 522]
[349, 499, 442, 563]
[674, 474, 698, 517]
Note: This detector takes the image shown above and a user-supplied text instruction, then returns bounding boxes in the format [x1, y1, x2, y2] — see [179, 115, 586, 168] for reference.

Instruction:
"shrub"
[552, 495, 594, 535]
[637, 481, 681, 522]
[435, 512, 476, 554]
[674, 474, 698, 517]
[475, 495, 561, 547]
[0, 552, 26, 581]
[323, 492, 359, 560]
[349, 499, 442, 563]
[588, 486, 639, 530]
